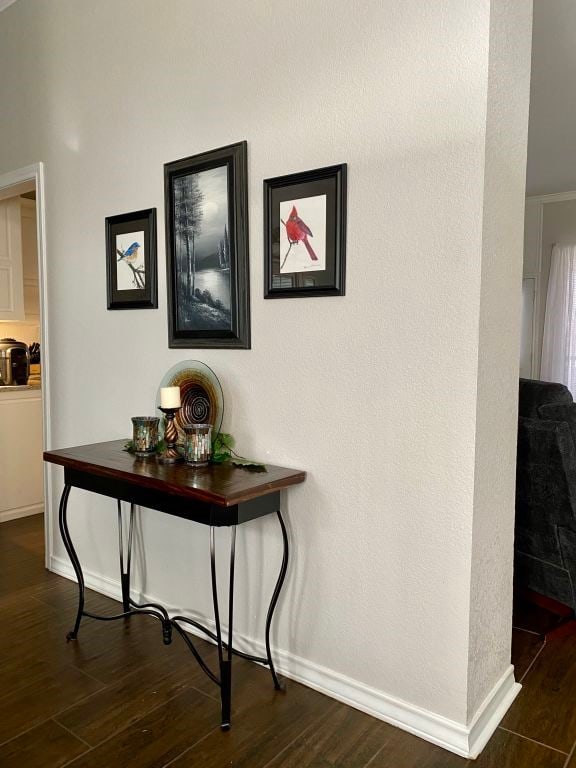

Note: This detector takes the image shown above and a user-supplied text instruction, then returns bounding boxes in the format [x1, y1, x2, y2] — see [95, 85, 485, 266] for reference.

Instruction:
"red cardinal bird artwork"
[281, 205, 319, 270]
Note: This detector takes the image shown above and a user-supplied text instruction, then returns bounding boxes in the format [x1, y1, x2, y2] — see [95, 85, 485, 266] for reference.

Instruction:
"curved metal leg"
[211, 525, 236, 730]
[58, 484, 84, 641]
[265, 511, 289, 690]
[118, 501, 172, 643]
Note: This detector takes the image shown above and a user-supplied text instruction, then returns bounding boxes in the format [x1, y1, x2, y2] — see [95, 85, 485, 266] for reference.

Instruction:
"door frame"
[0, 162, 52, 566]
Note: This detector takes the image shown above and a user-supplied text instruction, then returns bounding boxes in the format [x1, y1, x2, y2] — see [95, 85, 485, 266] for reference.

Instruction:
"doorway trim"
[0, 162, 52, 567]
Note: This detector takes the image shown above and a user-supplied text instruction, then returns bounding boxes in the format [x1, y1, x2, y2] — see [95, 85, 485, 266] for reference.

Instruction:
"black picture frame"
[106, 208, 157, 310]
[164, 141, 250, 349]
[264, 164, 346, 299]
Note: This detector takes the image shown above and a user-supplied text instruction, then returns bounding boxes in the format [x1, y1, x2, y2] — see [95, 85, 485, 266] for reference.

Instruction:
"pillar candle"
[160, 386, 181, 408]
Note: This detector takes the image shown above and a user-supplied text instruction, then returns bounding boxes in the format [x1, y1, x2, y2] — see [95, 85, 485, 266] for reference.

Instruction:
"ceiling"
[526, 0, 576, 196]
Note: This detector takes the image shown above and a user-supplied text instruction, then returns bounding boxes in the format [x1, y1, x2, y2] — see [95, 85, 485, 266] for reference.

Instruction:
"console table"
[44, 439, 306, 729]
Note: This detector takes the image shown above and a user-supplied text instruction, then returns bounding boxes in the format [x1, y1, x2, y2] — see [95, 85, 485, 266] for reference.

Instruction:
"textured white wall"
[468, 0, 533, 719]
[527, 1, 576, 196]
[0, 0, 530, 732]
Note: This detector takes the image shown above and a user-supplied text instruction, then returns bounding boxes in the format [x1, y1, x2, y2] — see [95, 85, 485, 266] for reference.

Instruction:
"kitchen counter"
[0, 383, 41, 392]
[0, 384, 43, 522]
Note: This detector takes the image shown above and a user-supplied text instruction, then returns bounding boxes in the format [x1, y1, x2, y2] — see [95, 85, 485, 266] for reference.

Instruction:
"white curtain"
[541, 244, 576, 395]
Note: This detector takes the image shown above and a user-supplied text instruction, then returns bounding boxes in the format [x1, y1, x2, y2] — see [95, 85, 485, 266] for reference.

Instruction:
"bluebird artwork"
[116, 231, 146, 290]
[117, 241, 140, 263]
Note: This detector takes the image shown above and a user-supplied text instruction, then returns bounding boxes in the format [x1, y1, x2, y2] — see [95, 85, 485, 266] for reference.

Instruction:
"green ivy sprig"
[211, 432, 266, 471]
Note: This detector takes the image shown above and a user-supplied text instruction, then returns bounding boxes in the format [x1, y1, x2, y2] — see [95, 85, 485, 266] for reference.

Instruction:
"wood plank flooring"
[1, 514, 575, 767]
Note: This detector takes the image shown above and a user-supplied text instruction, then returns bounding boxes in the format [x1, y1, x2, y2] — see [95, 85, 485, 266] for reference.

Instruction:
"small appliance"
[0, 338, 30, 385]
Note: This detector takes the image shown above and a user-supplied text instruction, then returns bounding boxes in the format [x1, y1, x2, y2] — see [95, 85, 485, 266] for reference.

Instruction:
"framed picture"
[164, 141, 250, 349]
[264, 164, 346, 298]
[106, 208, 157, 310]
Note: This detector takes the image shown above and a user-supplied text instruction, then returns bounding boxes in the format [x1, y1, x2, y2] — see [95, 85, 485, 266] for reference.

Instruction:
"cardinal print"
[279, 195, 327, 273]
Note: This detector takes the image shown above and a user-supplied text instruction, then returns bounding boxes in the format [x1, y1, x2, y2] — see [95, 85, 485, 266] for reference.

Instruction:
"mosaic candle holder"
[183, 423, 212, 467]
[131, 416, 160, 457]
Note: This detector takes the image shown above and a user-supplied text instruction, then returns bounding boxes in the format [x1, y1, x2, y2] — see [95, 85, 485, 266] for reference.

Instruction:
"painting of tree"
[217, 226, 230, 270]
[174, 174, 204, 295]
[165, 141, 250, 348]
[172, 166, 233, 332]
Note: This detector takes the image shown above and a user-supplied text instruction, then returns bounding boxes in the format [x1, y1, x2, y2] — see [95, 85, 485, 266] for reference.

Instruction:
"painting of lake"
[173, 164, 232, 331]
[166, 141, 250, 348]
[194, 268, 230, 308]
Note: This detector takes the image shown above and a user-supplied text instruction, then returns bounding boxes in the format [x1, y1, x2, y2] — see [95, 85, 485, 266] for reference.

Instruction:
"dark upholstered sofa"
[516, 378, 576, 610]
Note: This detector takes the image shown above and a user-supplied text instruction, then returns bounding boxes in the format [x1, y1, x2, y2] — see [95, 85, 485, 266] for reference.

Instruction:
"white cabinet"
[20, 199, 39, 319]
[0, 389, 43, 522]
[0, 199, 25, 321]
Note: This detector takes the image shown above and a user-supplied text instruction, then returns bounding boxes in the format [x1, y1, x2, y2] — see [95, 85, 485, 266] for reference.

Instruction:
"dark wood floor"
[1, 515, 575, 767]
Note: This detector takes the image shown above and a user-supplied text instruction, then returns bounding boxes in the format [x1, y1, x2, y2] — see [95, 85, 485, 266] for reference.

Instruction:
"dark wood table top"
[44, 440, 306, 508]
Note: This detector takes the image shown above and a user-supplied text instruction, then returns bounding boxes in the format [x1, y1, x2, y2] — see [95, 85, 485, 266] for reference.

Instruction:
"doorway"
[0, 163, 51, 567]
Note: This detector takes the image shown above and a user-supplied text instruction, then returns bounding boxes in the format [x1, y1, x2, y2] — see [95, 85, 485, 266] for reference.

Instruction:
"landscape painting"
[165, 142, 251, 349]
[173, 166, 231, 330]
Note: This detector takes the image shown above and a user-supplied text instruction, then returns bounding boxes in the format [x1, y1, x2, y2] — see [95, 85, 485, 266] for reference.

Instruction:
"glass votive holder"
[183, 423, 212, 467]
[131, 416, 160, 457]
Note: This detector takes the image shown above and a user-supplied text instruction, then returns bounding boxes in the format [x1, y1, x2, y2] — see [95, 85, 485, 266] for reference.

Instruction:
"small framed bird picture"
[264, 164, 346, 298]
[105, 208, 158, 310]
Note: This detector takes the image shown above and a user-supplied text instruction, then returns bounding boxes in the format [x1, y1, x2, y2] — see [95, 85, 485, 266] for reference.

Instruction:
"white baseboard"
[49, 555, 520, 759]
[466, 667, 521, 758]
[0, 503, 43, 523]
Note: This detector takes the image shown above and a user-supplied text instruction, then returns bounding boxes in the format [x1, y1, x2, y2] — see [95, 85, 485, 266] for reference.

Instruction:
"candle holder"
[157, 407, 184, 464]
[131, 417, 160, 458]
[183, 423, 212, 467]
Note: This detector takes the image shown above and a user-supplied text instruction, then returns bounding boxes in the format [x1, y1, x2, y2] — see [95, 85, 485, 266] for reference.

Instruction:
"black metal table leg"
[58, 484, 85, 641]
[211, 524, 236, 730]
[117, 500, 133, 613]
[58, 480, 289, 727]
[117, 500, 173, 644]
[265, 511, 289, 690]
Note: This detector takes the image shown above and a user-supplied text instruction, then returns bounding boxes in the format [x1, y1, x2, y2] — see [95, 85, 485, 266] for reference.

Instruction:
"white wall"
[468, 0, 532, 718]
[527, 1, 576, 196]
[0, 0, 532, 755]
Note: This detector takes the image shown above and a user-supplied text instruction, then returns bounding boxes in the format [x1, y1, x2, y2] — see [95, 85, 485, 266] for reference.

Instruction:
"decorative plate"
[156, 360, 224, 440]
